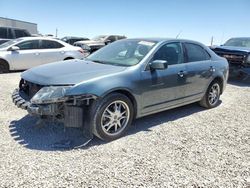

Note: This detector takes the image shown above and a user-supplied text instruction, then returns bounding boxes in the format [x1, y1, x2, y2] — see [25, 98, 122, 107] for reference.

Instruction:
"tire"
[0, 61, 9, 73]
[199, 80, 221, 108]
[88, 93, 134, 141]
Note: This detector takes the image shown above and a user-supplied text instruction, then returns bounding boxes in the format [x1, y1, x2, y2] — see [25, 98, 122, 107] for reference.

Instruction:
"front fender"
[65, 69, 140, 98]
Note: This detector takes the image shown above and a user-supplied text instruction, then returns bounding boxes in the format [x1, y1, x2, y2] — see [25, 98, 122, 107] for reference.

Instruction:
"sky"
[0, 0, 249, 45]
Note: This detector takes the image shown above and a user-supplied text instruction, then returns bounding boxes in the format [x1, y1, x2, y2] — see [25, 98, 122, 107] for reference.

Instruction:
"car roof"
[18, 37, 64, 42]
[62, 36, 89, 39]
[127, 38, 205, 44]
[14, 37, 73, 47]
[226, 37, 250, 40]
[0, 26, 28, 30]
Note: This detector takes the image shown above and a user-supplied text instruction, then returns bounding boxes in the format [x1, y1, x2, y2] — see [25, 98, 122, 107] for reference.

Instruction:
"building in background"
[0, 17, 38, 34]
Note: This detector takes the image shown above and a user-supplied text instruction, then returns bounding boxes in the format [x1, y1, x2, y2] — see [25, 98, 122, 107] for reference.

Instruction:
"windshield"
[224, 38, 250, 48]
[0, 38, 23, 49]
[87, 39, 156, 66]
[92, 35, 107, 41]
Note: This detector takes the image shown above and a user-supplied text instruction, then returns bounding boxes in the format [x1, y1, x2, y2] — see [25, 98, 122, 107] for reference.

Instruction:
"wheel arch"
[0, 58, 10, 71]
[210, 76, 224, 94]
[102, 89, 138, 118]
[64, 57, 74, 60]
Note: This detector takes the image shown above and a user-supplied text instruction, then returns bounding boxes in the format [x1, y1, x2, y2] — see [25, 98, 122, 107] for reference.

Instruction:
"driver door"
[141, 42, 188, 115]
[9, 39, 40, 70]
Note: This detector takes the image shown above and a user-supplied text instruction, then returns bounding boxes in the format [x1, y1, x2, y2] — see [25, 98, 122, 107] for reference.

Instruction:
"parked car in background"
[211, 37, 250, 79]
[12, 38, 228, 141]
[61, 36, 89, 45]
[0, 27, 31, 45]
[73, 35, 126, 55]
[91, 35, 126, 44]
[74, 40, 105, 55]
[0, 37, 86, 73]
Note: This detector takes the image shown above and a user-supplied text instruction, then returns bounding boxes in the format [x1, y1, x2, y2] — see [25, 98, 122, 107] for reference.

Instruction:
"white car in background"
[0, 37, 86, 73]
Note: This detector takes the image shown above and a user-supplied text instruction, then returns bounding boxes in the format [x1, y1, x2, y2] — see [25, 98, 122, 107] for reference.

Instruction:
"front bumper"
[12, 89, 68, 116]
[12, 88, 94, 139]
[12, 89, 31, 110]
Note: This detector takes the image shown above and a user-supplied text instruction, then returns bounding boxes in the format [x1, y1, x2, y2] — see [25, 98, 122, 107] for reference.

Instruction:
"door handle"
[34, 52, 40, 55]
[178, 70, 187, 78]
[209, 66, 215, 72]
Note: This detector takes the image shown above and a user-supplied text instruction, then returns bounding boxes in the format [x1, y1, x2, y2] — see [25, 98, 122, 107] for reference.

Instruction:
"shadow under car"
[9, 102, 211, 151]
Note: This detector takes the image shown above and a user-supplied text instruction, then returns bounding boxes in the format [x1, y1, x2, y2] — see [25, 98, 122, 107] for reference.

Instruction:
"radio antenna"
[176, 30, 182, 38]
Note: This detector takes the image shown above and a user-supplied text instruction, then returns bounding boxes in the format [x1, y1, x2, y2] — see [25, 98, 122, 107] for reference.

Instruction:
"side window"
[185, 43, 210, 62]
[107, 36, 116, 42]
[14, 29, 26, 38]
[40, 40, 64, 49]
[118, 36, 126, 40]
[16, 40, 39, 50]
[0, 28, 8, 38]
[152, 42, 183, 65]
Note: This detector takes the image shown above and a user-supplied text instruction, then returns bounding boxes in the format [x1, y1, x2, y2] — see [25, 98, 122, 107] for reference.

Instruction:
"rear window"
[185, 43, 210, 62]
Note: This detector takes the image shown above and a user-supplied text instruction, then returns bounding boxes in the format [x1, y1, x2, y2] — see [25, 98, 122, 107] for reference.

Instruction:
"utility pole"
[56, 28, 58, 38]
[210, 36, 214, 46]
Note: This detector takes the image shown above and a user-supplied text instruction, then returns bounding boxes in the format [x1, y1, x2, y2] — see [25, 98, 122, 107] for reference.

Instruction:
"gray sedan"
[12, 38, 229, 141]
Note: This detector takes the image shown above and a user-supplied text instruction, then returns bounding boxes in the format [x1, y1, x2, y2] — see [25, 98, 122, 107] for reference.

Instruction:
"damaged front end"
[12, 79, 97, 138]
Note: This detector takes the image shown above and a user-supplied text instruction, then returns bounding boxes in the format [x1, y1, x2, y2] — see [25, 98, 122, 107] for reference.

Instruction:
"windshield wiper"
[86, 58, 130, 67]
[85, 58, 104, 64]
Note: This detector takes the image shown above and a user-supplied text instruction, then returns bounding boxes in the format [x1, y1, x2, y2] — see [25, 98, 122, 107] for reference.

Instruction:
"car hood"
[21, 59, 127, 85]
[213, 46, 250, 53]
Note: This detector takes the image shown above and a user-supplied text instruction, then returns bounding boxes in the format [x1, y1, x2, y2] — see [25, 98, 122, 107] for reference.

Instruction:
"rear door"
[183, 42, 213, 101]
[38, 40, 65, 65]
[141, 42, 188, 114]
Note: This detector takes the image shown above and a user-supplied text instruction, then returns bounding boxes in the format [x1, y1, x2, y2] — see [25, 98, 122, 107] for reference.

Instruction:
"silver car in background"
[0, 37, 86, 73]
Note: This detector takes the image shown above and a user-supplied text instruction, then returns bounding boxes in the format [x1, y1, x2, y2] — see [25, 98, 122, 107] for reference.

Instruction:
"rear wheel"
[0, 61, 9, 73]
[199, 81, 221, 108]
[89, 93, 134, 141]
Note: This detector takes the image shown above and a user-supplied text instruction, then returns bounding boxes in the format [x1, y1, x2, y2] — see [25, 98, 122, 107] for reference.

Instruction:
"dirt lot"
[0, 72, 249, 187]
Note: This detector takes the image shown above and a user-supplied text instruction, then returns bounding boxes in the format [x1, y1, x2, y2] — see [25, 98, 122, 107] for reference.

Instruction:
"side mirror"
[8, 46, 20, 51]
[149, 60, 168, 70]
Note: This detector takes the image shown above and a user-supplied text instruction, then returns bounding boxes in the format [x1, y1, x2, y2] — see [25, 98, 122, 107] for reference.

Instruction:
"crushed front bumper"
[12, 89, 58, 116]
[12, 88, 94, 144]
[12, 89, 31, 110]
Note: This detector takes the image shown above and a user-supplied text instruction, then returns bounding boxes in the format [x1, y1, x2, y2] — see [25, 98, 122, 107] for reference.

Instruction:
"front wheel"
[89, 93, 134, 141]
[0, 62, 9, 73]
[199, 81, 221, 108]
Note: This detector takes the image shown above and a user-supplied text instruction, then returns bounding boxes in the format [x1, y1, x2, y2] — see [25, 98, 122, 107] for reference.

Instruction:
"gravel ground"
[0, 72, 249, 187]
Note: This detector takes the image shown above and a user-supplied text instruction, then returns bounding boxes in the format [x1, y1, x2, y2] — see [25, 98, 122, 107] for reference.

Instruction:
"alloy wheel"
[208, 83, 220, 105]
[101, 100, 130, 136]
